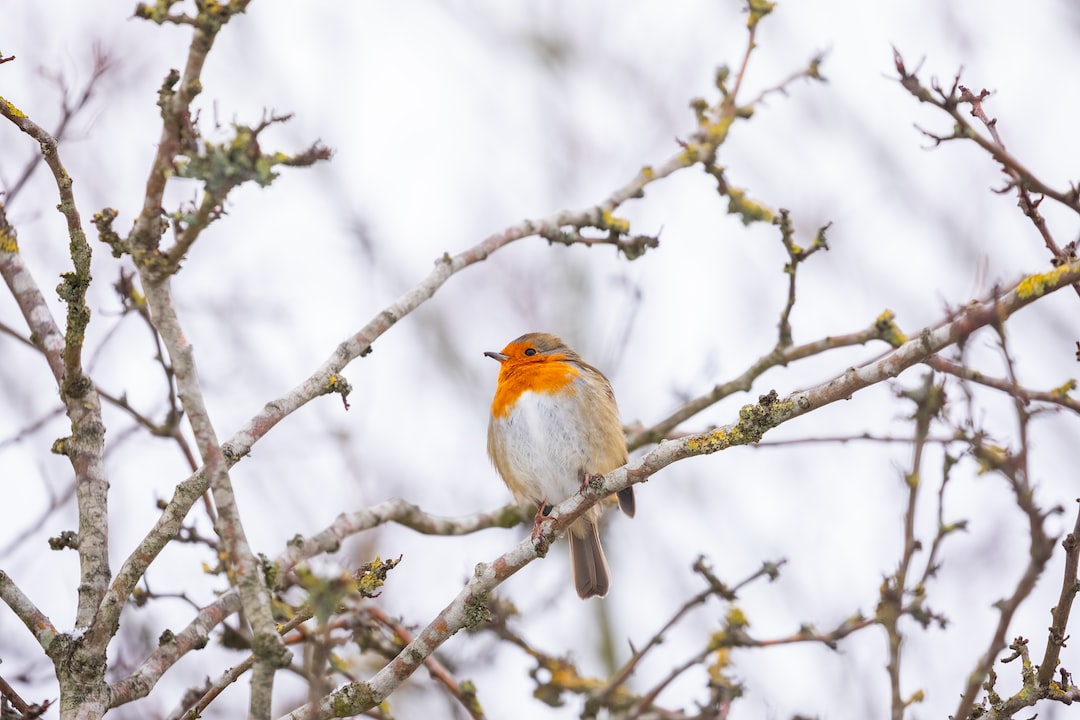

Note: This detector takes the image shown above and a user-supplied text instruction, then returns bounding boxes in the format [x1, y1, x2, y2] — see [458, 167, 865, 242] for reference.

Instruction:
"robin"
[485, 332, 635, 598]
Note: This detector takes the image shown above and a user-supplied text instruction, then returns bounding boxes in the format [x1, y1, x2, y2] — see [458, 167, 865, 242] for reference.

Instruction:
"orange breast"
[491, 357, 579, 418]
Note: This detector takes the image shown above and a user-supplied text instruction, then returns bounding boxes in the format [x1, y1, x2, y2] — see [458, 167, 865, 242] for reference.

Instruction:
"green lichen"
[747, 0, 776, 29]
[457, 681, 483, 718]
[463, 592, 492, 628]
[725, 186, 775, 225]
[330, 682, 380, 716]
[92, 208, 127, 257]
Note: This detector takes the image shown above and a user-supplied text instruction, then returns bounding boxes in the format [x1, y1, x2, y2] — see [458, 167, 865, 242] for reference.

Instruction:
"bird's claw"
[531, 502, 556, 556]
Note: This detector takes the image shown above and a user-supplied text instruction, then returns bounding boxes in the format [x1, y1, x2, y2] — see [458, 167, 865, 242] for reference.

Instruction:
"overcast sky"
[2, 2, 1079, 719]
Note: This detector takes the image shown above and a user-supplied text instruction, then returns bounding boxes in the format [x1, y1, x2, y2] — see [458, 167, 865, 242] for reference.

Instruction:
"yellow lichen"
[1050, 379, 1077, 398]
[1, 97, 27, 119]
[686, 428, 728, 455]
[701, 116, 734, 145]
[677, 143, 702, 166]
[599, 209, 630, 234]
[725, 606, 749, 628]
[874, 309, 908, 346]
[1016, 264, 1072, 299]
[0, 227, 18, 253]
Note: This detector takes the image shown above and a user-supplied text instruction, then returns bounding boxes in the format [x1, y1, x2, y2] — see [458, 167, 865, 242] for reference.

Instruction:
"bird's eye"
[524, 348, 537, 357]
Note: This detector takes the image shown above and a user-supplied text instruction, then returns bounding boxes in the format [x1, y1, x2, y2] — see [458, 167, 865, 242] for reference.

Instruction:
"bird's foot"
[531, 502, 555, 556]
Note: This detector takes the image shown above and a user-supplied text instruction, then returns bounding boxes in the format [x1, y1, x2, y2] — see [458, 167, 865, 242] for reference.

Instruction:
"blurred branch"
[749, 432, 957, 447]
[0, 570, 60, 652]
[620, 559, 788, 716]
[775, 209, 830, 347]
[951, 328, 1061, 719]
[0, 475, 76, 559]
[0, 404, 66, 453]
[480, 559, 792, 717]
[877, 375, 950, 720]
[1, 298, 196, 466]
[926, 355, 1080, 414]
[109, 591, 244, 707]
[595, 557, 763, 707]
[0, 673, 51, 719]
[629, 571, 872, 719]
[3, 45, 114, 204]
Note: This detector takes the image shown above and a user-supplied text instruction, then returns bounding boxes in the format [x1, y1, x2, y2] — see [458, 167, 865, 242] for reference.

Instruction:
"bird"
[485, 332, 634, 598]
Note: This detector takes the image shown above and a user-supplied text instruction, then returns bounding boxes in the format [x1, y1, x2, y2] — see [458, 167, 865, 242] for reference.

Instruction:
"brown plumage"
[486, 333, 634, 598]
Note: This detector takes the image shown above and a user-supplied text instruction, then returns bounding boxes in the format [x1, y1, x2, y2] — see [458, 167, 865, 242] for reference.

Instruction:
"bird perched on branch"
[485, 332, 634, 598]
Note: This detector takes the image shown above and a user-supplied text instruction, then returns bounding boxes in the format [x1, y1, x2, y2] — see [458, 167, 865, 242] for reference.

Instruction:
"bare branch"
[926, 355, 1080, 414]
[1038, 499, 1080, 686]
[4, 46, 114, 204]
[276, 261, 1080, 719]
[951, 329, 1060, 719]
[0, 570, 59, 652]
[0, 140, 110, 646]
[109, 592, 244, 707]
[628, 312, 904, 450]
[893, 49, 1080, 300]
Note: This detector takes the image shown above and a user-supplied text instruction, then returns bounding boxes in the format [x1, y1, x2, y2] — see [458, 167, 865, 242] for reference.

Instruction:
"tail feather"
[569, 520, 610, 599]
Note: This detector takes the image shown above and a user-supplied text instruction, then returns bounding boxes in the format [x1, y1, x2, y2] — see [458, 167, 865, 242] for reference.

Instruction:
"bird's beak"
[484, 351, 508, 362]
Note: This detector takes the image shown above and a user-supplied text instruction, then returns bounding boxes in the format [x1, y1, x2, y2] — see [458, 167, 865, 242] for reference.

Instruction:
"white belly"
[494, 389, 592, 506]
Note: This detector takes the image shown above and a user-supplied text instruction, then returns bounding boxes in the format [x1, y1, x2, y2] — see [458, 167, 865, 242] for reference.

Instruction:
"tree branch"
[276, 260, 1080, 719]
[1037, 499, 1080, 687]
[0, 107, 110, 638]
[0, 570, 60, 652]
